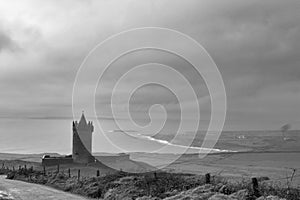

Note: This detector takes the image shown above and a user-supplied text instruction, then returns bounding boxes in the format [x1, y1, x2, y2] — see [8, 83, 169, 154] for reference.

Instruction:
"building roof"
[78, 112, 87, 128]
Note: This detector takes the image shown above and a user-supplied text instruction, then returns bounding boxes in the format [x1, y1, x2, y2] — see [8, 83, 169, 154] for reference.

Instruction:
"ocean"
[0, 118, 299, 154]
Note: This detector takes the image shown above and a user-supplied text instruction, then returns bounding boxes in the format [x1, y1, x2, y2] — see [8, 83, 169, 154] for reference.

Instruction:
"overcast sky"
[0, 0, 299, 131]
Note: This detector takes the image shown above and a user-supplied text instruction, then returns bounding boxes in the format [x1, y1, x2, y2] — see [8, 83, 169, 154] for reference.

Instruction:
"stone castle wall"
[72, 121, 95, 164]
[42, 157, 73, 166]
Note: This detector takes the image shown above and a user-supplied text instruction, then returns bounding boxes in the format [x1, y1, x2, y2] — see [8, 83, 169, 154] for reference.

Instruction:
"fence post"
[43, 166, 46, 175]
[13, 166, 15, 171]
[57, 164, 60, 173]
[77, 169, 80, 182]
[96, 170, 100, 177]
[2, 163, 4, 169]
[154, 171, 157, 179]
[252, 177, 260, 197]
[68, 168, 71, 178]
[205, 173, 211, 184]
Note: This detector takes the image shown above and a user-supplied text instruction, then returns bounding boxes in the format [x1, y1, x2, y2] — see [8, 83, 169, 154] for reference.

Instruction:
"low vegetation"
[1, 165, 299, 200]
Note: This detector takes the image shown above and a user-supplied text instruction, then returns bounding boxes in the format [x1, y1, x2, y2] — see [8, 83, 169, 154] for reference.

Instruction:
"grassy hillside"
[2, 165, 300, 200]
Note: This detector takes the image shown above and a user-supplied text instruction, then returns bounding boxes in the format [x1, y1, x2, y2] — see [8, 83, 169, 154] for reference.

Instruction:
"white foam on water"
[108, 130, 234, 153]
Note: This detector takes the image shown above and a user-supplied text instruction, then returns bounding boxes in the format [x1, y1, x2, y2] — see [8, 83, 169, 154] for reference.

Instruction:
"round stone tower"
[72, 112, 95, 163]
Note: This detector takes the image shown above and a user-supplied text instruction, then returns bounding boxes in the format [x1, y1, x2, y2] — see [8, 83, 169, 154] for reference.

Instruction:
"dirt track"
[0, 176, 87, 200]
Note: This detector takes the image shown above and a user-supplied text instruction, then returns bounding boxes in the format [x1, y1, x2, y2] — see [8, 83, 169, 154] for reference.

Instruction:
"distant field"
[132, 151, 300, 186]
[154, 130, 300, 152]
[0, 152, 155, 176]
[0, 153, 59, 163]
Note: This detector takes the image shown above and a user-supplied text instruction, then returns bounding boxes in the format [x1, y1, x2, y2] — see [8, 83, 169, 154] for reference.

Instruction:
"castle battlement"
[73, 120, 94, 131]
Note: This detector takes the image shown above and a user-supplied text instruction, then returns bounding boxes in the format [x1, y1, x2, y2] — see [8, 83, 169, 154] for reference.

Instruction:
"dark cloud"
[0, 30, 14, 51]
[0, 0, 299, 129]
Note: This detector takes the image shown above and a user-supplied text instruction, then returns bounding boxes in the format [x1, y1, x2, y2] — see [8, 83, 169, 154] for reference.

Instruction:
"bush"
[259, 181, 300, 200]
[133, 172, 203, 198]
[6, 171, 15, 179]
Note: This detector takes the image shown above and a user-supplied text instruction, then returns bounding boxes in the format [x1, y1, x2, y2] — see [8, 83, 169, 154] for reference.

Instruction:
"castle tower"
[72, 112, 95, 163]
[77, 112, 94, 153]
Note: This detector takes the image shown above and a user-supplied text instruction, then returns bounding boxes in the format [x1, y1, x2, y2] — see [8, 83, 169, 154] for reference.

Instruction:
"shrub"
[6, 171, 15, 179]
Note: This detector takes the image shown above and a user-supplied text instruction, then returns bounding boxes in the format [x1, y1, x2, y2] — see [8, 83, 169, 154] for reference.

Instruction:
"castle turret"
[72, 112, 95, 163]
